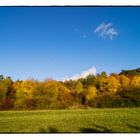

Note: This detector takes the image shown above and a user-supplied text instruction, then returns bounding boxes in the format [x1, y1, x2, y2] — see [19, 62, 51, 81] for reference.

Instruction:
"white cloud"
[94, 22, 118, 40]
[63, 66, 96, 81]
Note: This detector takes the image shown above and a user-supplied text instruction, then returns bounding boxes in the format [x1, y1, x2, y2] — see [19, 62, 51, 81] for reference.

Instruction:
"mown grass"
[0, 108, 140, 133]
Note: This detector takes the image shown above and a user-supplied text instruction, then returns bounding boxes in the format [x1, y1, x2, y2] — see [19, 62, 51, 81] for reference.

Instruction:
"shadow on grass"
[39, 125, 112, 133]
[39, 126, 58, 133]
[126, 124, 140, 132]
[80, 124, 112, 133]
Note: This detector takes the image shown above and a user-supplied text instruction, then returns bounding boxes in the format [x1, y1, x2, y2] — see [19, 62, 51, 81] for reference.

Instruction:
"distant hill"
[119, 68, 140, 76]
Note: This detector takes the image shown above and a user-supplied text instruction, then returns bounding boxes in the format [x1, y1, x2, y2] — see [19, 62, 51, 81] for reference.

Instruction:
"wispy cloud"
[94, 22, 118, 40]
[62, 66, 96, 81]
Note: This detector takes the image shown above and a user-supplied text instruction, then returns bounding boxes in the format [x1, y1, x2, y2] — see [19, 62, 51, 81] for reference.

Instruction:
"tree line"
[0, 68, 140, 110]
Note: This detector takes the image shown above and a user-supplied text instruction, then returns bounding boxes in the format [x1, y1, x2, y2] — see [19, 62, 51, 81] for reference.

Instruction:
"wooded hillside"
[0, 68, 140, 110]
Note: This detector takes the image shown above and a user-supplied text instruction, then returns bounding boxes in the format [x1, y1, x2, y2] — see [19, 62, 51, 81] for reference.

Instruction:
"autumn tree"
[33, 80, 73, 109]
[85, 85, 97, 106]
[14, 79, 37, 110]
[119, 75, 131, 90]
[0, 77, 14, 110]
[73, 80, 86, 104]
[0, 68, 140, 110]
[75, 81, 83, 94]
[99, 76, 121, 94]
[12, 80, 22, 91]
[131, 76, 140, 88]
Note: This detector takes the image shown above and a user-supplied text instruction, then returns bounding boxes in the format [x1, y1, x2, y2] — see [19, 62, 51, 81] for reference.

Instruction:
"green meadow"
[0, 108, 140, 133]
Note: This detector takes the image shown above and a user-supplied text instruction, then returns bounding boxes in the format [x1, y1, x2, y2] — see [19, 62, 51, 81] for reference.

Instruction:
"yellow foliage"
[131, 76, 140, 88]
[75, 81, 83, 94]
[100, 76, 121, 93]
[12, 81, 21, 91]
[119, 75, 130, 89]
[86, 86, 97, 101]
[19, 80, 38, 98]
[43, 80, 70, 98]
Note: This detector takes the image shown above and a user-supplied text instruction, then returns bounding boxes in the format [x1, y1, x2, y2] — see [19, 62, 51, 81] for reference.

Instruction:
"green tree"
[101, 71, 107, 78]
[0, 75, 4, 82]
[83, 74, 97, 87]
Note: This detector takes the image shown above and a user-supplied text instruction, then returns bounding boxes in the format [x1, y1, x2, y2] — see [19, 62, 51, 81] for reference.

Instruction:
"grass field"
[0, 108, 140, 133]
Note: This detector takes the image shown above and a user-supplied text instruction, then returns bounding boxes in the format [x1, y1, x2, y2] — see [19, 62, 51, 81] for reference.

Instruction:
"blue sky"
[0, 7, 140, 81]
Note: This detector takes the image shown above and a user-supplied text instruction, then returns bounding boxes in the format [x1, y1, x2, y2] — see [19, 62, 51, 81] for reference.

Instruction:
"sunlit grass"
[0, 108, 140, 133]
